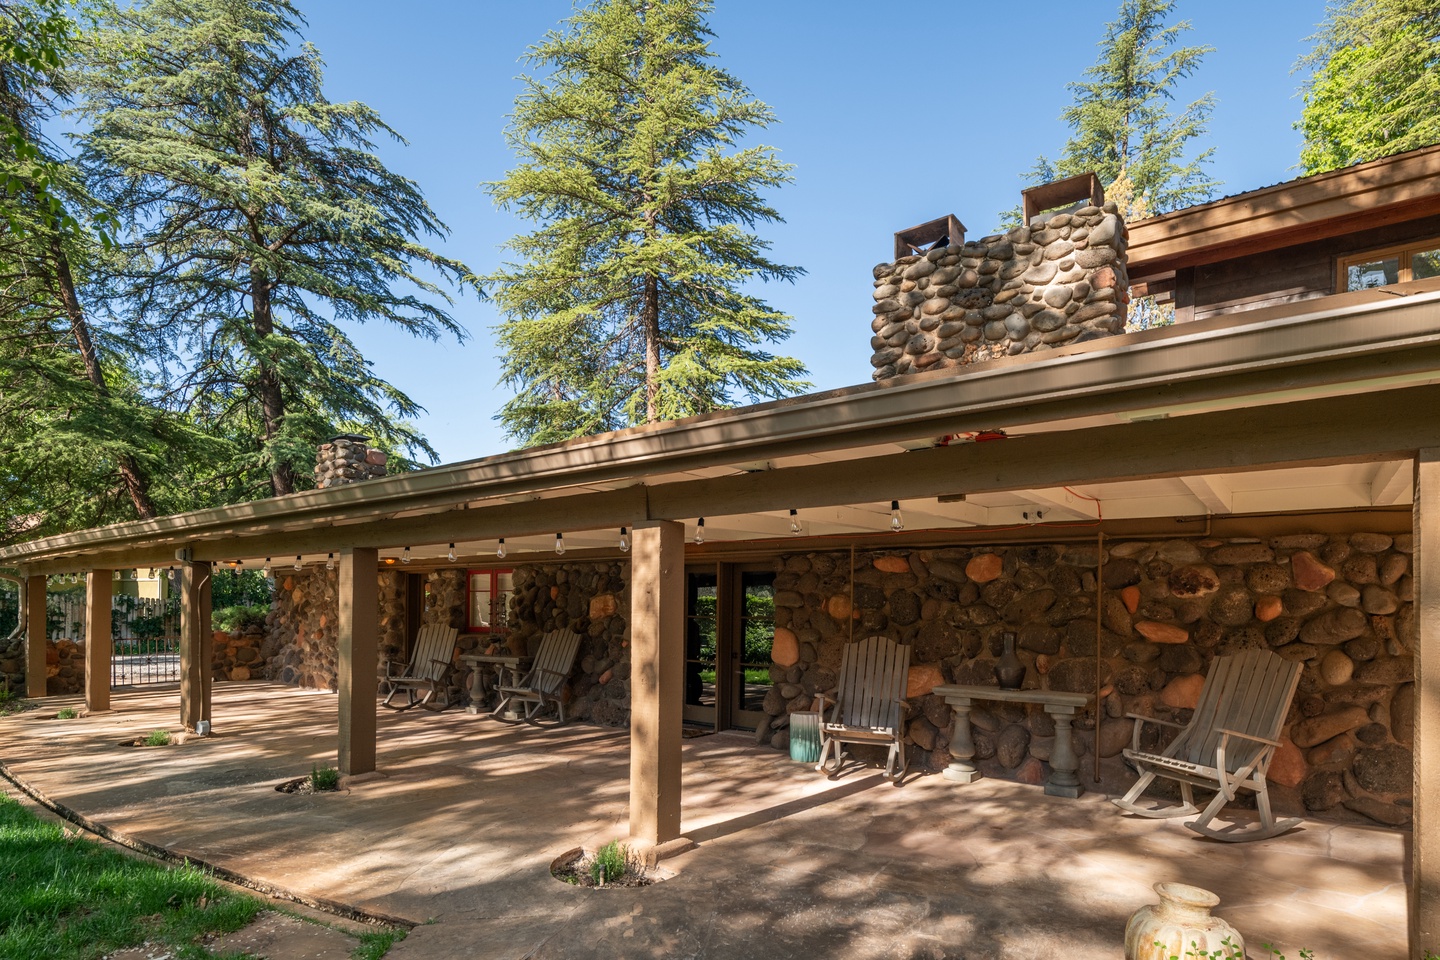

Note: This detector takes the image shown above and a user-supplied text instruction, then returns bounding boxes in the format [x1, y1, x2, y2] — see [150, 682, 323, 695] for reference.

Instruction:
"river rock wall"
[764, 533, 1414, 827]
[263, 569, 407, 689]
[870, 204, 1128, 378]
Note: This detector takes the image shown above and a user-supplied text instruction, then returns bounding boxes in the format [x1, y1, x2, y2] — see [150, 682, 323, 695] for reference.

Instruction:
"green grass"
[0, 793, 263, 960]
[353, 925, 407, 959]
[589, 840, 629, 885]
[0, 687, 29, 717]
[310, 765, 340, 791]
[697, 668, 770, 686]
[55, 708, 77, 720]
[143, 729, 172, 746]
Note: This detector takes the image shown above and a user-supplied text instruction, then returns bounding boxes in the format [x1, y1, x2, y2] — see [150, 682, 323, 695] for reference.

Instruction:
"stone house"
[3, 146, 1440, 955]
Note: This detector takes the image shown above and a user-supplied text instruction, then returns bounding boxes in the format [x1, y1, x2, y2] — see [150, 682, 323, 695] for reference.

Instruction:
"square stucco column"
[1414, 450, 1440, 958]
[84, 571, 111, 713]
[628, 520, 685, 847]
[180, 561, 213, 731]
[338, 547, 379, 776]
[25, 575, 46, 698]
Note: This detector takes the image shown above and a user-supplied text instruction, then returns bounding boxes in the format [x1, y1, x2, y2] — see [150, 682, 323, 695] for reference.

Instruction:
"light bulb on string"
[496, 539, 507, 560]
[618, 528, 629, 553]
[401, 546, 411, 564]
[113, 569, 120, 581]
[262, 558, 272, 577]
[447, 543, 457, 562]
[293, 555, 303, 571]
[231, 560, 241, 579]
[694, 518, 705, 545]
[554, 533, 566, 555]
[325, 553, 335, 571]
[789, 509, 801, 536]
[890, 500, 904, 532]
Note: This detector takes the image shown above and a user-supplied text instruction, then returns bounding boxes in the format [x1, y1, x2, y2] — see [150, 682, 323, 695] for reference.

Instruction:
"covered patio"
[0, 682, 1408, 959]
[3, 170, 1440, 954]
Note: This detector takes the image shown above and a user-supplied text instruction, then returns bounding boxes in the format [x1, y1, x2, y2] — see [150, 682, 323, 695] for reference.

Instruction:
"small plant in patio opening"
[590, 840, 629, 885]
[310, 765, 340, 792]
[143, 729, 172, 746]
[55, 707, 77, 719]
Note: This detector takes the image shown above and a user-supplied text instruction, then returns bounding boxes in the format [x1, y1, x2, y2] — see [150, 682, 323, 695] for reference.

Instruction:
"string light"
[447, 543, 457, 562]
[694, 517, 706, 545]
[113, 570, 120, 581]
[496, 538, 507, 560]
[554, 532, 566, 555]
[262, 558, 272, 577]
[325, 552, 335, 571]
[293, 555, 303, 571]
[618, 527, 629, 553]
[232, 560, 241, 578]
[890, 500, 904, 532]
[789, 508, 801, 536]
[402, 546, 411, 564]
[384, 557, 396, 565]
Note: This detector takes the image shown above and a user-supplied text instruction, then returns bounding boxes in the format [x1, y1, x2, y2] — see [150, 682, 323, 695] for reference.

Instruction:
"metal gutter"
[4, 287, 1440, 566]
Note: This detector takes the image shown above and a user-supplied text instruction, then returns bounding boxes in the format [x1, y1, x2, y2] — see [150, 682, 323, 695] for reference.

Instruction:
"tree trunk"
[250, 270, 293, 496]
[642, 271, 660, 423]
[51, 238, 158, 520]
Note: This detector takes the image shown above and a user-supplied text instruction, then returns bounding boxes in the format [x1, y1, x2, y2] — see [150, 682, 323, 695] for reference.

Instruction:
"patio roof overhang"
[3, 280, 1440, 576]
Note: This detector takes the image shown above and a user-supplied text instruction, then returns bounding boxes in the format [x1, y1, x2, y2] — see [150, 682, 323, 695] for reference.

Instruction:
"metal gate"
[45, 591, 182, 686]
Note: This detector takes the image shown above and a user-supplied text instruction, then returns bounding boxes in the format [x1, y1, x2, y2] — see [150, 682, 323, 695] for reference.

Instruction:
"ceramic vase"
[993, 631, 1025, 689]
[1124, 882, 1244, 960]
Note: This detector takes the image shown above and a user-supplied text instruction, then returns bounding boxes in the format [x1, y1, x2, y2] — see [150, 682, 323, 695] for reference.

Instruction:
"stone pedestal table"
[932, 684, 1092, 799]
[460, 653, 528, 716]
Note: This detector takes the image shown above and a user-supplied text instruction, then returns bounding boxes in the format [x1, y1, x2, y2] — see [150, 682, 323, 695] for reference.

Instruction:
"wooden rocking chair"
[381, 624, 459, 711]
[493, 627, 582, 723]
[1113, 647, 1303, 842]
[815, 635, 911, 781]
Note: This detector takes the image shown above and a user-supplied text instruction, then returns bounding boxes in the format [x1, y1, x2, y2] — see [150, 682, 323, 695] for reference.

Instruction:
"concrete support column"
[1414, 450, 1440, 958]
[180, 561, 213, 731]
[25, 575, 46, 698]
[628, 520, 685, 847]
[84, 571, 111, 713]
[338, 547, 378, 776]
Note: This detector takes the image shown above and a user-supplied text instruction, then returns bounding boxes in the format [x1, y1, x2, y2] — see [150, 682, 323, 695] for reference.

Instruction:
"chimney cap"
[328, 433, 371, 444]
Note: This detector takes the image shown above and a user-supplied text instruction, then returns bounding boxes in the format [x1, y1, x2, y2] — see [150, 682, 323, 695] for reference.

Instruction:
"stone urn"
[993, 631, 1025, 689]
[1125, 883, 1244, 960]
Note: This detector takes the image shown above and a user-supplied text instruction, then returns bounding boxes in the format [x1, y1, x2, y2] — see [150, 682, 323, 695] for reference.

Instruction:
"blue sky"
[291, 0, 1326, 465]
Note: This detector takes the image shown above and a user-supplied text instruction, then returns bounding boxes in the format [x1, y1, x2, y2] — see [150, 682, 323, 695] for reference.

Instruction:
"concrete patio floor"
[0, 682, 1409, 960]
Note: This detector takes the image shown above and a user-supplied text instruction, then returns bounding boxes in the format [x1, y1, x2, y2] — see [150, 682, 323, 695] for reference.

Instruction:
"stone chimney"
[314, 434, 387, 488]
[869, 173, 1128, 379]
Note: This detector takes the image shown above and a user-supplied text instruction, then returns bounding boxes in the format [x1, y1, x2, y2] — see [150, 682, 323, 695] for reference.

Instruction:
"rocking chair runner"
[493, 627, 581, 723]
[815, 635, 911, 781]
[1113, 647, 1303, 842]
[381, 624, 459, 711]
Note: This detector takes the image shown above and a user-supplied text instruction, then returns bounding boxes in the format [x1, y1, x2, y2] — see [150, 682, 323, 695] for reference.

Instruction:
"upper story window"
[466, 569, 514, 634]
[1338, 240, 1440, 292]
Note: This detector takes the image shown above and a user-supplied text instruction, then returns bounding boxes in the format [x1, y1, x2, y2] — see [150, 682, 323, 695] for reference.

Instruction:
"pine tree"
[487, 0, 808, 446]
[0, 0, 171, 533]
[1025, 0, 1219, 218]
[75, 0, 478, 497]
[1297, 0, 1440, 175]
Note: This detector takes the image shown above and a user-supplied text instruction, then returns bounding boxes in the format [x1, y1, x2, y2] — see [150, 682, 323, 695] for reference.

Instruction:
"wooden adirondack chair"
[1113, 647, 1303, 842]
[815, 635, 911, 781]
[493, 627, 582, 723]
[381, 624, 459, 711]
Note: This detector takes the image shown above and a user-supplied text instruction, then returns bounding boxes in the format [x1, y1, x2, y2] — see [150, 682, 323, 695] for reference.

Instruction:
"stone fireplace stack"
[314, 434, 387, 488]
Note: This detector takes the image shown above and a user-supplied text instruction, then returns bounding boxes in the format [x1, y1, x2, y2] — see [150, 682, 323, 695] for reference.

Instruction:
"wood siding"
[1189, 214, 1440, 321]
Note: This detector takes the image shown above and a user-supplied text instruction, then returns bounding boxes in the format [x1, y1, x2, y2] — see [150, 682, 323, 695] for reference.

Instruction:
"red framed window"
[466, 569, 514, 634]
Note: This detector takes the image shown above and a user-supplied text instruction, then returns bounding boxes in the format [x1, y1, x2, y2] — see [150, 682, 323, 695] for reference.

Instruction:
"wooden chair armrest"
[1215, 727, 1281, 748]
[1124, 712, 1185, 729]
[895, 698, 911, 714]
